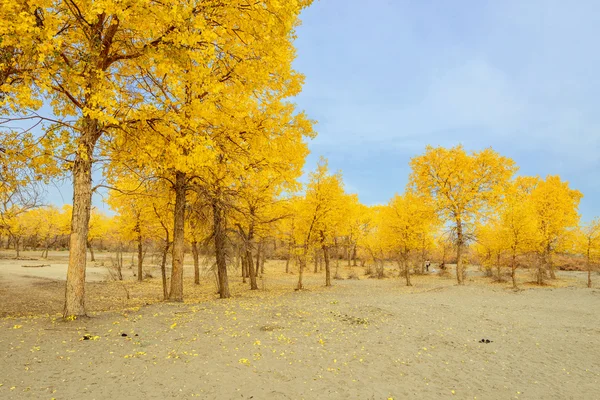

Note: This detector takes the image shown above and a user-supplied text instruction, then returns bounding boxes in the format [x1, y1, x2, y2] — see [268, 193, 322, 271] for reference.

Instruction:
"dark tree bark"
[169, 171, 186, 301]
[136, 222, 143, 282]
[511, 252, 518, 289]
[192, 241, 200, 285]
[212, 200, 230, 298]
[456, 219, 464, 285]
[255, 243, 261, 279]
[323, 242, 331, 287]
[64, 122, 97, 318]
[161, 241, 171, 300]
[87, 240, 96, 262]
[285, 242, 292, 274]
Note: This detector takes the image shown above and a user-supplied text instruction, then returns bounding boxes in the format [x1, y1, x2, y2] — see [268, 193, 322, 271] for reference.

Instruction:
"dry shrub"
[554, 253, 585, 271]
[347, 270, 359, 280]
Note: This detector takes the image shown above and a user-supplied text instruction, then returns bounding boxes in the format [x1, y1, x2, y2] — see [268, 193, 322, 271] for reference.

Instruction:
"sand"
[1, 251, 599, 399]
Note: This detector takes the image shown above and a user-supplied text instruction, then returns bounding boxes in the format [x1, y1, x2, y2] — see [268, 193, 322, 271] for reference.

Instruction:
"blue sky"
[292, 0, 600, 222]
[45, 0, 599, 221]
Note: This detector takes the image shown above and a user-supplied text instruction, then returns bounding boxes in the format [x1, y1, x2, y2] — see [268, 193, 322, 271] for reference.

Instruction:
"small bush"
[347, 271, 359, 280]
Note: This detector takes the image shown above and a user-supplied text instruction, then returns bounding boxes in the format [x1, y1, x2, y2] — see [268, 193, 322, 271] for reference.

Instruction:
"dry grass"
[0, 255, 589, 318]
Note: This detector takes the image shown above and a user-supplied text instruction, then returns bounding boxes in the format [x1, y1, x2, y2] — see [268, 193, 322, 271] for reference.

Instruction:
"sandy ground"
[1, 251, 599, 399]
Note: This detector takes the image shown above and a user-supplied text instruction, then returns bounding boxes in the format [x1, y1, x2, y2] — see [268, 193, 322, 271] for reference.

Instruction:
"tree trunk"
[247, 250, 258, 290]
[323, 243, 331, 287]
[297, 258, 305, 290]
[511, 253, 518, 289]
[15, 238, 20, 258]
[536, 253, 545, 285]
[242, 252, 248, 282]
[161, 241, 170, 300]
[86, 240, 95, 262]
[43, 242, 49, 259]
[405, 259, 412, 286]
[169, 171, 186, 301]
[547, 244, 556, 279]
[255, 244, 261, 278]
[352, 243, 357, 267]
[241, 253, 247, 283]
[192, 241, 200, 285]
[136, 228, 143, 282]
[212, 200, 230, 298]
[496, 253, 502, 281]
[456, 220, 464, 285]
[285, 243, 291, 274]
[313, 251, 319, 273]
[587, 247, 592, 288]
[347, 241, 351, 266]
[296, 246, 307, 290]
[260, 245, 266, 275]
[115, 244, 123, 281]
[64, 133, 95, 318]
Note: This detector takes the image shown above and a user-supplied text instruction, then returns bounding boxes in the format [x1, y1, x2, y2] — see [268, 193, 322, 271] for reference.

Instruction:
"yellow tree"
[2, 0, 313, 317]
[497, 178, 538, 288]
[341, 196, 368, 267]
[474, 219, 505, 280]
[1, 0, 213, 317]
[0, 132, 51, 254]
[87, 208, 110, 262]
[105, 4, 313, 301]
[576, 218, 600, 288]
[359, 206, 387, 278]
[409, 145, 517, 284]
[380, 192, 438, 286]
[294, 159, 347, 289]
[530, 175, 582, 283]
[28, 206, 65, 258]
[107, 175, 166, 284]
[186, 193, 211, 286]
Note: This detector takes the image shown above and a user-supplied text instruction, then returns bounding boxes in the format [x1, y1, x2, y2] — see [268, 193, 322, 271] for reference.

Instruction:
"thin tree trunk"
[496, 253, 501, 281]
[244, 224, 259, 290]
[587, 247, 592, 288]
[404, 257, 412, 286]
[241, 253, 247, 283]
[255, 244, 261, 278]
[169, 171, 186, 301]
[242, 248, 247, 280]
[323, 243, 331, 287]
[136, 227, 143, 282]
[347, 240, 351, 267]
[313, 251, 319, 273]
[247, 250, 258, 290]
[161, 241, 170, 300]
[352, 243, 357, 267]
[115, 243, 123, 281]
[260, 244, 266, 275]
[43, 242, 50, 259]
[536, 253, 544, 285]
[420, 244, 426, 274]
[15, 238, 20, 258]
[285, 243, 291, 274]
[212, 200, 230, 298]
[87, 240, 96, 262]
[296, 246, 307, 290]
[511, 253, 518, 289]
[192, 241, 200, 285]
[547, 247, 556, 279]
[64, 133, 95, 318]
[456, 220, 464, 285]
